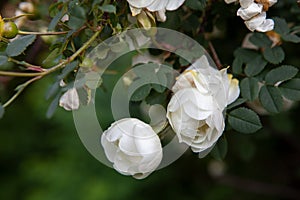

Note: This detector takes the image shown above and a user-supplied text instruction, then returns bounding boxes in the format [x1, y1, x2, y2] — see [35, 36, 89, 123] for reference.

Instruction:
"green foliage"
[279, 78, 300, 101]
[6, 35, 36, 57]
[240, 77, 259, 101]
[228, 107, 262, 134]
[249, 32, 272, 48]
[265, 65, 298, 85]
[259, 85, 283, 113]
[262, 46, 285, 64]
[244, 55, 267, 77]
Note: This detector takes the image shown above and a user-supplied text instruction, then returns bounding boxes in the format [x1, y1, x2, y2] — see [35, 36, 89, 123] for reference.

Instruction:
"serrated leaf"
[0, 103, 4, 119]
[279, 78, 300, 101]
[259, 85, 283, 113]
[46, 93, 60, 118]
[211, 136, 228, 160]
[99, 5, 116, 13]
[234, 48, 260, 63]
[227, 98, 247, 110]
[6, 35, 36, 57]
[240, 77, 260, 101]
[232, 57, 243, 74]
[281, 34, 300, 43]
[249, 32, 272, 48]
[244, 55, 268, 76]
[273, 17, 290, 35]
[265, 65, 298, 85]
[228, 107, 262, 134]
[263, 46, 285, 64]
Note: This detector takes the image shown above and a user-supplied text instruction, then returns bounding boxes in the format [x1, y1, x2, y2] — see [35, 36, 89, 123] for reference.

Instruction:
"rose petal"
[244, 12, 266, 31]
[147, 0, 168, 11]
[237, 3, 263, 20]
[255, 18, 274, 32]
[166, 0, 185, 10]
[127, 0, 156, 8]
[239, 0, 254, 8]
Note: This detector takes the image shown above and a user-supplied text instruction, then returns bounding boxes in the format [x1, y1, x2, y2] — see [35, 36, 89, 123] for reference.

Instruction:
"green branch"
[1, 28, 102, 108]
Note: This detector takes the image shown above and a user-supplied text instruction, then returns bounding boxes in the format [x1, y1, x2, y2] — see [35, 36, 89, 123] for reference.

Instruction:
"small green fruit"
[2, 21, 18, 39]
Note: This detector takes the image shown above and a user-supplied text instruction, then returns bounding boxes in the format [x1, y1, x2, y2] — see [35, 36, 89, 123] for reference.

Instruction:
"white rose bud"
[166, 56, 240, 156]
[101, 118, 163, 179]
[59, 88, 80, 111]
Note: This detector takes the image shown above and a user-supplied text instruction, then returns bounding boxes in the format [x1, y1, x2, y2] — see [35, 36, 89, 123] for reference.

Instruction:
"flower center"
[197, 124, 209, 134]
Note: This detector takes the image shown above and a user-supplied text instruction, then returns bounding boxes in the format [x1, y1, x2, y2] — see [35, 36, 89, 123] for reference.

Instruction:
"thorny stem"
[1, 28, 102, 108]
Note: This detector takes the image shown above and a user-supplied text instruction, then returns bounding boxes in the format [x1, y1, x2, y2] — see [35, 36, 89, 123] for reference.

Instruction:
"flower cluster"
[167, 56, 240, 156]
[100, 55, 240, 179]
[127, 0, 185, 22]
[225, 0, 277, 32]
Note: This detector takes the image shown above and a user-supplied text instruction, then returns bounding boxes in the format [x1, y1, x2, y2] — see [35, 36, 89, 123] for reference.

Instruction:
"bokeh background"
[1, 0, 300, 199]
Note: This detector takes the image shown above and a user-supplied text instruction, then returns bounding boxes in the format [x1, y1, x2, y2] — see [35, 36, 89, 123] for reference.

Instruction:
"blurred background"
[1, 0, 300, 200]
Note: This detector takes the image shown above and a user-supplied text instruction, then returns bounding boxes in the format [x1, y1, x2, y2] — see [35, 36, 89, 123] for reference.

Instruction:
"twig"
[208, 41, 222, 70]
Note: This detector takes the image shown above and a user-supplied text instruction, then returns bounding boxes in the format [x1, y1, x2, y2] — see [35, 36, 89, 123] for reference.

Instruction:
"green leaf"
[0, 55, 8, 65]
[6, 35, 36, 57]
[279, 78, 300, 101]
[240, 77, 260, 101]
[0, 103, 4, 119]
[244, 55, 268, 76]
[99, 5, 116, 13]
[232, 57, 243, 74]
[227, 98, 247, 110]
[249, 32, 272, 48]
[273, 17, 290, 35]
[68, 5, 86, 29]
[265, 65, 298, 85]
[263, 46, 285, 64]
[211, 136, 228, 160]
[228, 107, 262, 134]
[46, 93, 60, 118]
[185, 0, 207, 11]
[281, 34, 300, 43]
[48, 9, 64, 31]
[57, 61, 79, 80]
[45, 81, 60, 100]
[259, 85, 283, 113]
[130, 84, 152, 102]
[234, 48, 260, 63]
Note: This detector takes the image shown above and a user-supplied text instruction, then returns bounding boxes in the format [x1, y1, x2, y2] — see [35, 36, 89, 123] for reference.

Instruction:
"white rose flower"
[101, 118, 163, 179]
[166, 56, 240, 155]
[127, 0, 185, 22]
[225, 0, 277, 32]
